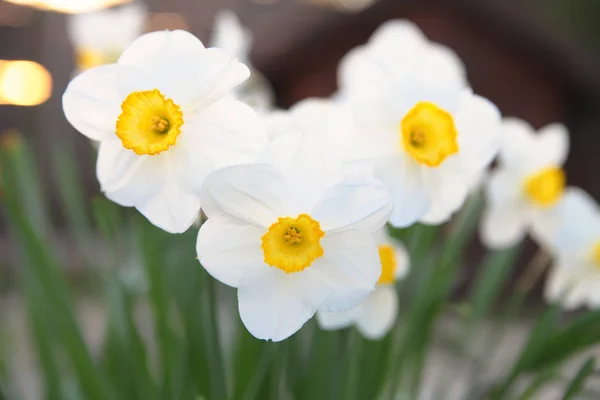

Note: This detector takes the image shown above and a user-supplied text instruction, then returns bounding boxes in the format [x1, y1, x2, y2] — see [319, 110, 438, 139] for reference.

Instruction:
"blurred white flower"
[544, 189, 600, 309]
[210, 10, 274, 111]
[63, 30, 267, 233]
[210, 10, 251, 64]
[338, 20, 500, 228]
[196, 140, 393, 342]
[316, 228, 408, 340]
[67, 1, 147, 72]
[480, 119, 569, 249]
[260, 98, 367, 175]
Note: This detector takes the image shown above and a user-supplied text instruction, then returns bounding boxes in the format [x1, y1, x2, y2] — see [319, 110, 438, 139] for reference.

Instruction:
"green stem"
[204, 276, 228, 400]
[342, 329, 362, 400]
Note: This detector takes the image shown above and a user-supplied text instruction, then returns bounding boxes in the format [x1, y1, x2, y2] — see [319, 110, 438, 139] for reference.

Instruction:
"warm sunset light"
[3, 0, 132, 14]
[0, 60, 52, 106]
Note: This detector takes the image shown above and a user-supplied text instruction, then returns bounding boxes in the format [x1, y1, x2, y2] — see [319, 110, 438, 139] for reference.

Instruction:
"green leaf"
[103, 281, 156, 400]
[168, 237, 210, 399]
[489, 304, 561, 399]
[468, 246, 521, 324]
[1, 148, 114, 400]
[562, 357, 596, 400]
[515, 368, 557, 400]
[51, 145, 91, 235]
[391, 193, 484, 398]
[341, 329, 362, 400]
[201, 276, 229, 400]
[530, 310, 600, 369]
[91, 197, 124, 243]
[136, 218, 177, 398]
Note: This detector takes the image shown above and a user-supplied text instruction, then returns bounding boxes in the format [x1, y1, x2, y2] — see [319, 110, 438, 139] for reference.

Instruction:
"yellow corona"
[401, 101, 459, 167]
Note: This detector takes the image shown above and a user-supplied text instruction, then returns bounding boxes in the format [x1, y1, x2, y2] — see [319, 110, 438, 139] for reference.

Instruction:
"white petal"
[312, 176, 392, 233]
[498, 118, 536, 169]
[369, 20, 426, 58]
[545, 262, 600, 310]
[118, 31, 249, 110]
[544, 264, 576, 308]
[262, 130, 345, 214]
[393, 241, 410, 280]
[316, 307, 359, 331]
[530, 205, 562, 252]
[367, 20, 465, 88]
[118, 30, 204, 68]
[97, 141, 166, 207]
[419, 43, 466, 86]
[485, 168, 522, 207]
[454, 94, 501, 172]
[537, 123, 569, 167]
[480, 204, 528, 249]
[420, 166, 470, 225]
[62, 64, 123, 141]
[553, 188, 600, 257]
[393, 77, 465, 117]
[136, 181, 200, 234]
[178, 48, 251, 112]
[264, 109, 292, 140]
[197, 220, 265, 287]
[355, 285, 398, 340]
[375, 156, 430, 228]
[186, 98, 267, 169]
[316, 230, 381, 312]
[288, 98, 355, 151]
[338, 47, 390, 102]
[167, 140, 215, 197]
[237, 268, 327, 342]
[199, 164, 284, 227]
[237, 230, 380, 341]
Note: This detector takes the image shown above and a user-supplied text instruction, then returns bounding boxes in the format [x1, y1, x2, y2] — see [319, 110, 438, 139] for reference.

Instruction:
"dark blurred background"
[1, 0, 600, 275]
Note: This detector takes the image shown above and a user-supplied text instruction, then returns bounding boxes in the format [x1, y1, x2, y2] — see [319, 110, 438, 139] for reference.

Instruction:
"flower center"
[116, 89, 184, 156]
[523, 166, 565, 207]
[377, 245, 397, 285]
[400, 102, 459, 167]
[261, 214, 325, 273]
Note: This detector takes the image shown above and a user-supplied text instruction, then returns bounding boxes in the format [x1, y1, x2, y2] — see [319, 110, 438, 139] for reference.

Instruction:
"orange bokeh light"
[3, 0, 132, 14]
[0, 60, 52, 106]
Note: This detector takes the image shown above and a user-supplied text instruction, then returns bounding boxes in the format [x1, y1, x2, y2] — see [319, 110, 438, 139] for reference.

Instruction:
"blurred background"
[1, 0, 600, 398]
[2, 0, 600, 264]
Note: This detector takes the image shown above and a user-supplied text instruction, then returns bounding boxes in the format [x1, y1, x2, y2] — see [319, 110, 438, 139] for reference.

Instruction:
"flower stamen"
[524, 166, 565, 207]
[150, 116, 170, 133]
[400, 101, 459, 167]
[262, 214, 324, 273]
[115, 89, 184, 155]
[283, 227, 303, 245]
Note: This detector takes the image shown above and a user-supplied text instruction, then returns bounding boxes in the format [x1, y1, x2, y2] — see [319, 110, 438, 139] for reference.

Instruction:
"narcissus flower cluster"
[63, 13, 598, 341]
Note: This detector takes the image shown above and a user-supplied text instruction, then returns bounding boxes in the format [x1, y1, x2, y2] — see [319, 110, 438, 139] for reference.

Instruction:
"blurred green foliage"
[1, 136, 600, 399]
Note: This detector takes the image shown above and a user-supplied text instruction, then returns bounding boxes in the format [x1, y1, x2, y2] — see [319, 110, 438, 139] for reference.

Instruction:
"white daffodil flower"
[210, 10, 274, 111]
[480, 119, 569, 249]
[316, 229, 409, 340]
[63, 30, 267, 234]
[67, 1, 147, 72]
[338, 19, 501, 228]
[196, 141, 393, 342]
[544, 189, 600, 309]
[260, 98, 365, 173]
